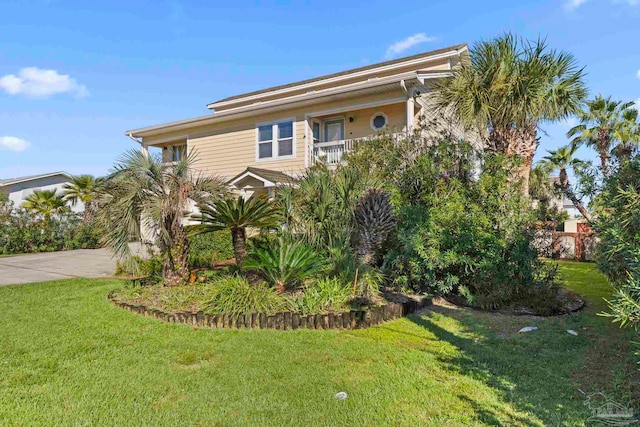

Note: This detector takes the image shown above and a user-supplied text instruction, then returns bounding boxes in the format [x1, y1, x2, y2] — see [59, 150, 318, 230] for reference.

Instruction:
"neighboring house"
[549, 176, 580, 219]
[0, 172, 83, 213]
[126, 44, 478, 197]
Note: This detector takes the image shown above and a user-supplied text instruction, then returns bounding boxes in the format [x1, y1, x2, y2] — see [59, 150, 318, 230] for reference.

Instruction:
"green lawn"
[0, 261, 637, 426]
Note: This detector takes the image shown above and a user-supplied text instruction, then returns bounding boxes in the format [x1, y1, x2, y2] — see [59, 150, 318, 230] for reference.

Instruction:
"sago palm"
[541, 145, 592, 222]
[96, 149, 228, 285]
[62, 174, 103, 222]
[21, 189, 68, 219]
[435, 33, 586, 194]
[567, 95, 637, 176]
[190, 195, 280, 267]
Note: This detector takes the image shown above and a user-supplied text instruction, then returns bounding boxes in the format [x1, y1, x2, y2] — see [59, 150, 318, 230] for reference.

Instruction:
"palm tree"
[96, 150, 228, 285]
[189, 195, 280, 267]
[62, 174, 103, 222]
[21, 189, 69, 219]
[567, 95, 637, 176]
[612, 108, 640, 161]
[541, 145, 592, 222]
[435, 33, 586, 194]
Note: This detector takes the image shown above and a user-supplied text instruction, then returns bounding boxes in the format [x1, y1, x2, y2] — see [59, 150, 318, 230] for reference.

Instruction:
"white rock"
[335, 392, 348, 400]
[567, 329, 578, 336]
[518, 326, 538, 333]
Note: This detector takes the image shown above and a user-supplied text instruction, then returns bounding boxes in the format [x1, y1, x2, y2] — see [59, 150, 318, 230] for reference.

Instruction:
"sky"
[0, 0, 639, 178]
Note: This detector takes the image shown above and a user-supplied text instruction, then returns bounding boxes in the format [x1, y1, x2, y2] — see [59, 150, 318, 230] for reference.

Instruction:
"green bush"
[287, 277, 352, 315]
[187, 231, 233, 269]
[0, 203, 101, 255]
[204, 276, 288, 316]
[349, 137, 561, 311]
[243, 236, 327, 290]
[594, 156, 640, 331]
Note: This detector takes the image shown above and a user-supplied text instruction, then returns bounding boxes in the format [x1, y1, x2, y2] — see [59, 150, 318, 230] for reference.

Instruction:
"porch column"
[141, 144, 149, 157]
[406, 96, 415, 132]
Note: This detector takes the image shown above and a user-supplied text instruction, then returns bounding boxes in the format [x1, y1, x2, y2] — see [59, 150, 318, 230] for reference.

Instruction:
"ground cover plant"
[0, 262, 638, 426]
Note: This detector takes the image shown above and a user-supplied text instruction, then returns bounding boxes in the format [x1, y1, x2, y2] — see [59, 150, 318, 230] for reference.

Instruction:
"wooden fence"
[109, 295, 432, 330]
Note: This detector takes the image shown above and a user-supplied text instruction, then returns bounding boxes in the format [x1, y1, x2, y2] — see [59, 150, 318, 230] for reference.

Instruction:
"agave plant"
[243, 236, 326, 291]
[354, 189, 396, 265]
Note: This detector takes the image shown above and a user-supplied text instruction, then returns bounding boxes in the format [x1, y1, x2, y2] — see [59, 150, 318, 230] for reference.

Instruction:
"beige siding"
[143, 89, 408, 180]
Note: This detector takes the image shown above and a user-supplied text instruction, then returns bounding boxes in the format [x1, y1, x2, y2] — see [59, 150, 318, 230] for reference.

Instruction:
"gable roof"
[207, 43, 468, 108]
[0, 171, 73, 187]
[229, 167, 298, 187]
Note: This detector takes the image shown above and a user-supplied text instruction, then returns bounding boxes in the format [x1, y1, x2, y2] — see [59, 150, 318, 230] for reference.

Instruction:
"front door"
[324, 118, 344, 142]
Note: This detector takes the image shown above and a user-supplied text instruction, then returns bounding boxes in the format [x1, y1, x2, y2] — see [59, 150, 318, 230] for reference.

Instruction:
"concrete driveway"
[0, 244, 148, 286]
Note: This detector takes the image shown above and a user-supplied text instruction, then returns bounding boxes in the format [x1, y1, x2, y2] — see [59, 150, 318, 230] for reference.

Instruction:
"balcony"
[311, 139, 355, 166]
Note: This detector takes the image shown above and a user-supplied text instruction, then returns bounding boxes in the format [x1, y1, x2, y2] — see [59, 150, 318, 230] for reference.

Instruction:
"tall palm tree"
[612, 108, 640, 161]
[189, 195, 280, 267]
[62, 174, 103, 222]
[567, 95, 637, 176]
[435, 33, 586, 194]
[21, 189, 69, 219]
[541, 145, 592, 222]
[96, 149, 228, 285]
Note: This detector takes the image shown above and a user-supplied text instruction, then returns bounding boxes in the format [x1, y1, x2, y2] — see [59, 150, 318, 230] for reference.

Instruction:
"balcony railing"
[311, 139, 355, 166]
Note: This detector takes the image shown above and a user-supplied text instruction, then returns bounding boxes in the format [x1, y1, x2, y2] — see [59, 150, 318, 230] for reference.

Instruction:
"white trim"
[416, 71, 453, 83]
[206, 47, 464, 109]
[255, 117, 297, 162]
[304, 114, 309, 169]
[370, 112, 389, 131]
[307, 96, 406, 118]
[230, 171, 276, 187]
[0, 172, 74, 187]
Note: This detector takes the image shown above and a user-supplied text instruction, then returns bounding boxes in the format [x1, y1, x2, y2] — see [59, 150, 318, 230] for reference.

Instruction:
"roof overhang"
[206, 45, 467, 110]
[126, 73, 421, 139]
[0, 171, 73, 187]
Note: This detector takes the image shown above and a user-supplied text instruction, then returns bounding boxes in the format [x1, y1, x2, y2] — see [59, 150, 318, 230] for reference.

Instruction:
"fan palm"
[62, 174, 103, 222]
[21, 189, 69, 219]
[567, 95, 637, 176]
[612, 108, 640, 161]
[541, 145, 592, 222]
[189, 195, 280, 267]
[435, 33, 586, 194]
[96, 149, 227, 285]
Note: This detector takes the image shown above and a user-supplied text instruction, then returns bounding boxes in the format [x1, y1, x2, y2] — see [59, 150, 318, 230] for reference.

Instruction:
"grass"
[0, 261, 638, 426]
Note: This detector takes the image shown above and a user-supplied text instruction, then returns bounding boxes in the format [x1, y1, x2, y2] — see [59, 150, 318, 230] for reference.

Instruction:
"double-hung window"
[257, 119, 295, 160]
[171, 144, 187, 162]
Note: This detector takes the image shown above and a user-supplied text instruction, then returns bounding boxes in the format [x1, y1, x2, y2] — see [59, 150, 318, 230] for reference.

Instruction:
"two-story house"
[126, 43, 471, 198]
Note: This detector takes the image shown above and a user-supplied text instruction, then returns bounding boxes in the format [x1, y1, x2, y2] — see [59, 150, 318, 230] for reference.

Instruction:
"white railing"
[311, 139, 355, 166]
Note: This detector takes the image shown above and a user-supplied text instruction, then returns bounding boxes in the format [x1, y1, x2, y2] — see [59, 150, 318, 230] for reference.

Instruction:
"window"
[370, 112, 388, 131]
[256, 119, 295, 160]
[312, 121, 320, 144]
[278, 122, 293, 156]
[258, 125, 273, 159]
[171, 144, 187, 162]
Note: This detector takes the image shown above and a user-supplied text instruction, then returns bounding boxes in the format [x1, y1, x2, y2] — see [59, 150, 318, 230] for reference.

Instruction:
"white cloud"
[385, 33, 437, 58]
[0, 67, 88, 98]
[635, 98, 640, 108]
[565, 0, 588, 10]
[0, 136, 30, 152]
[636, 69, 640, 79]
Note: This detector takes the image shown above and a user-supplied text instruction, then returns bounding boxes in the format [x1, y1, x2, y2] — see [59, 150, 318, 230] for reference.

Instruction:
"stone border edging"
[108, 292, 432, 330]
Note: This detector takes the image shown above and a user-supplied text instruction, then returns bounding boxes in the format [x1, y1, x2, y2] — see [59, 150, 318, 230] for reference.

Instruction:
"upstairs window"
[257, 119, 295, 160]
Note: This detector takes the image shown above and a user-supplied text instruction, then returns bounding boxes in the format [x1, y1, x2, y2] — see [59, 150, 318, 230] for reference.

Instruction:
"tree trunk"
[162, 223, 190, 286]
[489, 124, 538, 195]
[231, 227, 247, 267]
[554, 172, 593, 223]
[596, 129, 610, 177]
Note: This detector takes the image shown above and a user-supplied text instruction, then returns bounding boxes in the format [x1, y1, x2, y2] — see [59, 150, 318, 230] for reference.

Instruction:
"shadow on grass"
[405, 307, 590, 426]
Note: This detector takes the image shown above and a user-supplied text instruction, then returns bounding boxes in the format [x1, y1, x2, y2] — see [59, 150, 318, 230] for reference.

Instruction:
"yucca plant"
[354, 189, 396, 265]
[190, 195, 280, 267]
[243, 236, 326, 291]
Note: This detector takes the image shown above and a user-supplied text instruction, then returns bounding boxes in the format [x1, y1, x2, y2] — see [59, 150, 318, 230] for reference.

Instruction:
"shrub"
[114, 256, 163, 278]
[287, 277, 352, 315]
[203, 276, 288, 316]
[0, 204, 101, 255]
[243, 236, 327, 290]
[187, 230, 234, 269]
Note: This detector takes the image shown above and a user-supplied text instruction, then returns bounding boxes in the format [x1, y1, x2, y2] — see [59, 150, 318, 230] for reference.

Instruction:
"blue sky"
[0, 0, 639, 178]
